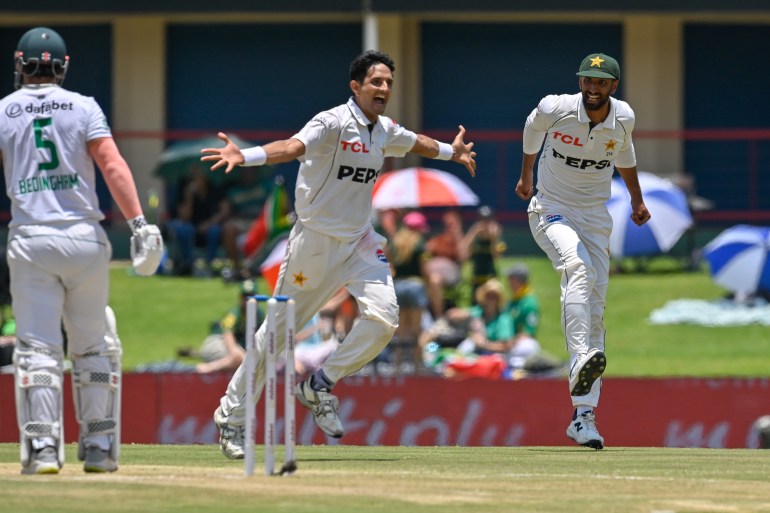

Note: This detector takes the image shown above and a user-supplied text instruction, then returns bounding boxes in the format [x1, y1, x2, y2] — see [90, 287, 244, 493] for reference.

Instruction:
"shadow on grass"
[611, 255, 703, 275]
[524, 447, 635, 453]
[298, 457, 402, 462]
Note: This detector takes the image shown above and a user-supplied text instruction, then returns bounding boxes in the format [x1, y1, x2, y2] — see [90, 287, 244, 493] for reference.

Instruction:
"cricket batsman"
[0, 26, 163, 474]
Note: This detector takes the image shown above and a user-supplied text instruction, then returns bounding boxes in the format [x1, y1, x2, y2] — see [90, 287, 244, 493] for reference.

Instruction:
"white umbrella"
[703, 225, 770, 296]
[372, 167, 479, 210]
[606, 171, 693, 258]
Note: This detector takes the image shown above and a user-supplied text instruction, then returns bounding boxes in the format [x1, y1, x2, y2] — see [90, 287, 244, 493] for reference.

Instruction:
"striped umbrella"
[703, 225, 770, 296]
[372, 167, 479, 209]
[607, 171, 693, 258]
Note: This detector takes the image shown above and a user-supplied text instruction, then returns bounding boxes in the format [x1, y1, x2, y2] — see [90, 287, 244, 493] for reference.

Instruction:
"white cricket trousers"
[527, 194, 611, 408]
[219, 222, 399, 424]
[8, 221, 113, 450]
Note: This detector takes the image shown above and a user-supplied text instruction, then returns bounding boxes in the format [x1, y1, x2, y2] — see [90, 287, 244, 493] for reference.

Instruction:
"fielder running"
[515, 53, 650, 449]
[202, 50, 476, 459]
[0, 27, 163, 474]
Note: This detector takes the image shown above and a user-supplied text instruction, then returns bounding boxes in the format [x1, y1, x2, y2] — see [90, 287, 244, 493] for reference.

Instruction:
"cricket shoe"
[566, 411, 604, 450]
[21, 446, 60, 475]
[83, 446, 118, 473]
[295, 380, 344, 438]
[569, 349, 606, 396]
[213, 406, 245, 459]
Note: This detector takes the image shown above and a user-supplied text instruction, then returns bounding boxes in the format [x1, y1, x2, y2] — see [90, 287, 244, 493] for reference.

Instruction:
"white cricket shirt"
[0, 84, 112, 226]
[523, 93, 636, 208]
[292, 97, 417, 241]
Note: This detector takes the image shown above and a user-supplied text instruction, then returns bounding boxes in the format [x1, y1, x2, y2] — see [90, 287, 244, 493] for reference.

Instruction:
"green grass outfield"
[1, 444, 769, 513]
[110, 256, 770, 376]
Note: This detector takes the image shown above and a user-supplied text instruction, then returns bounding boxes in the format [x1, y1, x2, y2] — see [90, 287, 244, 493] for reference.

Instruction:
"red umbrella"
[372, 167, 479, 209]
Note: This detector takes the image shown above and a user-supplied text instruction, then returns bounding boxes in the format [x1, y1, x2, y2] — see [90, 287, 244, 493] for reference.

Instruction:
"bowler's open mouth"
[585, 93, 601, 103]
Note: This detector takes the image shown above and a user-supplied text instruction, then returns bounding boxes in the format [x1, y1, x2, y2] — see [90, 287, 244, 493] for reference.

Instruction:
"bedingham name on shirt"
[18, 173, 79, 194]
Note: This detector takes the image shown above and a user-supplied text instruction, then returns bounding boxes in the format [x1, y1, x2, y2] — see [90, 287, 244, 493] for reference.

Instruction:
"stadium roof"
[2, 0, 769, 13]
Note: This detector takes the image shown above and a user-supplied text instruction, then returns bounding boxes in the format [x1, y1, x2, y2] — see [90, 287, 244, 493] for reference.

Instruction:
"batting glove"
[128, 216, 164, 276]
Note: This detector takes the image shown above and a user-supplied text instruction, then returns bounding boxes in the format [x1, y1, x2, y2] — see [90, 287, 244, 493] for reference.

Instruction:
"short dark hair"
[22, 62, 56, 78]
[349, 50, 395, 83]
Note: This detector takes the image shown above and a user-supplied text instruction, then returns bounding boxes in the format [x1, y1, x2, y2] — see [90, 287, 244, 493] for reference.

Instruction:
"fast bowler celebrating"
[203, 50, 476, 459]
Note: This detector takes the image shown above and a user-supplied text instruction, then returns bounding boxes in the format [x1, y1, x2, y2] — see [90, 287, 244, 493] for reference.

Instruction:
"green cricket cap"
[576, 53, 620, 80]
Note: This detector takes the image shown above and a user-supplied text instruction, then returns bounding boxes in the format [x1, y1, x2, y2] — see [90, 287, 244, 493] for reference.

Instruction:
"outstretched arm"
[200, 132, 306, 174]
[410, 125, 476, 177]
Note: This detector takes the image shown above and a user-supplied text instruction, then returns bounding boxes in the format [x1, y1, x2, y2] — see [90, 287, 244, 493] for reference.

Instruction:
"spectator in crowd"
[318, 288, 359, 343]
[182, 279, 337, 377]
[418, 306, 475, 373]
[468, 278, 514, 357]
[220, 169, 273, 281]
[503, 263, 554, 376]
[375, 208, 403, 243]
[166, 164, 228, 277]
[462, 205, 504, 303]
[0, 306, 16, 373]
[388, 211, 432, 369]
[183, 280, 257, 374]
[287, 314, 339, 382]
[420, 275, 558, 380]
[425, 209, 467, 317]
[0, 246, 12, 372]
[418, 279, 511, 380]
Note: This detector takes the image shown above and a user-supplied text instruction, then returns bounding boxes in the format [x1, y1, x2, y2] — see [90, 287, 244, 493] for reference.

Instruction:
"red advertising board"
[1, 373, 769, 448]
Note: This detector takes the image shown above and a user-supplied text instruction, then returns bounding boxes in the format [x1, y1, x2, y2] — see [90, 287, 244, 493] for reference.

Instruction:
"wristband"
[241, 146, 267, 166]
[436, 141, 454, 161]
[127, 215, 147, 234]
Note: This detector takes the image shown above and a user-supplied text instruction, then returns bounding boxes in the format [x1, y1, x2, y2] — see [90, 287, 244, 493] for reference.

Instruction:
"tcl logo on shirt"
[552, 131, 584, 147]
[340, 141, 370, 153]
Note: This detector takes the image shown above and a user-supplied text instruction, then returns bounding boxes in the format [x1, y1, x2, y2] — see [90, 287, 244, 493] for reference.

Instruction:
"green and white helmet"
[14, 26, 69, 89]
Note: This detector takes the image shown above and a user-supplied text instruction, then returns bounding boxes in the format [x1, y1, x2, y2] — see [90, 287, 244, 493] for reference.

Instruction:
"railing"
[112, 127, 770, 226]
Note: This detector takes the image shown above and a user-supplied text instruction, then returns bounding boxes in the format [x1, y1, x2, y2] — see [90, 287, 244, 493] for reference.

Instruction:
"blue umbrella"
[606, 171, 693, 258]
[702, 225, 770, 296]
